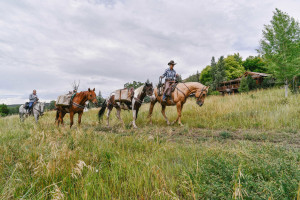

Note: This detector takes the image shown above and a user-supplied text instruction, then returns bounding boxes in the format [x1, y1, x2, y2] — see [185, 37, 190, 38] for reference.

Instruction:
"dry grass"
[0, 88, 299, 199]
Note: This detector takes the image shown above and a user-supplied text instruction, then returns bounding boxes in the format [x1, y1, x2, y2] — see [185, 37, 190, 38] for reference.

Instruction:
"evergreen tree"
[258, 8, 300, 97]
[210, 56, 217, 90]
[239, 77, 249, 93]
[213, 56, 226, 90]
[246, 75, 256, 90]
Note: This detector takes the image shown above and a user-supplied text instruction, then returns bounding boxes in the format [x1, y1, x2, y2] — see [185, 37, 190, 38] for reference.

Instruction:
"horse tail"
[98, 100, 107, 121]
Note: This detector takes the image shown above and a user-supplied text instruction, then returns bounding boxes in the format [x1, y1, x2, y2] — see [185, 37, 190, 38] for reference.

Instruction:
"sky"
[0, 0, 299, 104]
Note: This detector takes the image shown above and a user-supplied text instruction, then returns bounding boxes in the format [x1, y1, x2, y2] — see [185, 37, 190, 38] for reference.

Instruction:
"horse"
[19, 102, 45, 123]
[98, 82, 153, 128]
[55, 88, 98, 128]
[148, 82, 209, 126]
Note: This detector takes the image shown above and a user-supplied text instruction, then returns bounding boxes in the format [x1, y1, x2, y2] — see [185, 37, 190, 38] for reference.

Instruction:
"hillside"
[0, 88, 299, 199]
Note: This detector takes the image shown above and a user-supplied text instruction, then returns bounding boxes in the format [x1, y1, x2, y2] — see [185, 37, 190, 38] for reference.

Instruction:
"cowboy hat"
[168, 60, 177, 65]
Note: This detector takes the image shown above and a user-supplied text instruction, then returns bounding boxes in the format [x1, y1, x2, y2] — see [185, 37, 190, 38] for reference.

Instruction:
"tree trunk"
[285, 79, 288, 98]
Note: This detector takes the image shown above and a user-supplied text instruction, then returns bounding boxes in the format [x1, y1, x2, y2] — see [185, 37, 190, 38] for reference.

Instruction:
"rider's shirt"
[29, 94, 38, 103]
[162, 68, 176, 81]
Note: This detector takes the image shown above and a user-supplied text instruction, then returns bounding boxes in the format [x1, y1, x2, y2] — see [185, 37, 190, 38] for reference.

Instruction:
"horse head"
[87, 88, 98, 105]
[144, 81, 154, 96]
[40, 102, 45, 115]
[195, 86, 209, 107]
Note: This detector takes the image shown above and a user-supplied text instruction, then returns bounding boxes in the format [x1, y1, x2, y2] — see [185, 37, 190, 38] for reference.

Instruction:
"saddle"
[24, 102, 29, 109]
[158, 82, 178, 96]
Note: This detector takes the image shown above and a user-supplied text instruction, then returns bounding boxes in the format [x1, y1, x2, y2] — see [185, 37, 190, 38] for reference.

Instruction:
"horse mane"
[134, 84, 145, 96]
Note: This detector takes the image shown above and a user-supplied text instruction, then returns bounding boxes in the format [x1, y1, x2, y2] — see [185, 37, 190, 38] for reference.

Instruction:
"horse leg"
[34, 113, 39, 123]
[132, 109, 138, 128]
[116, 108, 125, 127]
[78, 111, 83, 127]
[106, 108, 112, 127]
[61, 112, 66, 125]
[161, 105, 170, 125]
[70, 111, 74, 128]
[172, 102, 183, 126]
[148, 99, 157, 125]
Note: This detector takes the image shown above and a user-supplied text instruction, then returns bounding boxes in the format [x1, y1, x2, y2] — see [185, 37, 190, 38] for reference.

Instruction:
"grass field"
[0, 88, 299, 199]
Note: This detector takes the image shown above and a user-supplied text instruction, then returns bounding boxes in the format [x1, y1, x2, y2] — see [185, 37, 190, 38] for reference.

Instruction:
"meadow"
[0, 88, 299, 199]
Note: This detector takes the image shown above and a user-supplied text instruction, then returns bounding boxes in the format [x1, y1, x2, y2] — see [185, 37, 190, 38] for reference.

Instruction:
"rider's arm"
[160, 69, 167, 78]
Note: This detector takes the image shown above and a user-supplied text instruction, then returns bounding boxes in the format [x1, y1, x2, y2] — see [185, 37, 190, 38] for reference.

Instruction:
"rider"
[28, 89, 39, 114]
[160, 60, 179, 102]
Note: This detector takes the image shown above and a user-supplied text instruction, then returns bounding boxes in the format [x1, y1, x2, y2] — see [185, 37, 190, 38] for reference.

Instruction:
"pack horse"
[55, 88, 98, 128]
[98, 82, 153, 128]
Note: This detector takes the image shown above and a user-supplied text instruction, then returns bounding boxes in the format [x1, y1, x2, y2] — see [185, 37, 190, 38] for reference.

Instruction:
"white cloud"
[0, 0, 299, 104]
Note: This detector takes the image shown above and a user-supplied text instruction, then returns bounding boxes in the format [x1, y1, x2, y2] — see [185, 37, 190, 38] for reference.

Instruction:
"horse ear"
[206, 86, 210, 91]
[93, 88, 95, 91]
[88, 88, 90, 92]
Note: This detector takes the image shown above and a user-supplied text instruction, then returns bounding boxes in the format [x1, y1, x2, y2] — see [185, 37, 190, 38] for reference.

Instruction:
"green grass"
[0, 88, 299, 199]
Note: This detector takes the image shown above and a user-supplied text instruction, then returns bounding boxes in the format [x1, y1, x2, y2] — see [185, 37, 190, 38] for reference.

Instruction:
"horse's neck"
[135, 87, 146, 100]
[74, 92, 88, 105]
[180, 83, 202, 96]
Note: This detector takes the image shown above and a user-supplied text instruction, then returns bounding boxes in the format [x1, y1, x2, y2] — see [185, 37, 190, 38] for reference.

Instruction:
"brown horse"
[98, 82, 153, 128]
[56, 88, 98, 128]
[148, 82, 209, 126]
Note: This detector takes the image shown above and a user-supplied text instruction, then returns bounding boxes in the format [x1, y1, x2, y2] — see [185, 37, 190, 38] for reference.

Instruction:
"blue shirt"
[29, 94, 38, 103]
[162, 68, 176, 80]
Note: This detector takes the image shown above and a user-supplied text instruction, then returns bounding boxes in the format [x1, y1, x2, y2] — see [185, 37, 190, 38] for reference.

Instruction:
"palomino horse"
[19, 102, 45, 123]
[148, 82, 209, 126]
[55, 88, 98, 128]
[98, 82, 153, 128]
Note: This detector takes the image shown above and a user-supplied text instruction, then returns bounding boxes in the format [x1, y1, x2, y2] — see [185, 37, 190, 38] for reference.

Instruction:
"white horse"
[19, 102, 45, 123]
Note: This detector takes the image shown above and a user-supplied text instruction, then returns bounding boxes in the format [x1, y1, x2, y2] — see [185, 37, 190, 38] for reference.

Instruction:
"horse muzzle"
[197, 101, 204, 107]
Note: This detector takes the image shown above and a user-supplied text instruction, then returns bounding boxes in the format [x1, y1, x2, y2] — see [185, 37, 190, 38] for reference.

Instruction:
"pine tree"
[213, 56, 226, 90]
[210, 56, 217, 90]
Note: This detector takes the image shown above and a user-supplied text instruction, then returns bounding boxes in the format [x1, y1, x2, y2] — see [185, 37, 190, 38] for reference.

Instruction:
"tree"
[246, 75, 256, 90]
[258, 8, 300, 97]
[124, 81, 144, 89]
[199, 65, 212, 85]
[213, 56, 227, 89]
[224, 55, 245, 80]
[238, 77, 249, 93]
[97, 91, 105, 105]
[0, 104, 9, 116]
[243, 56, 267, 73]
[49, 100, 56, 110]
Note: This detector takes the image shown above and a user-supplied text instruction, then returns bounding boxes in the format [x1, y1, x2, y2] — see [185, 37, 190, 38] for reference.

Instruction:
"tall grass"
[0, 88, 299, 199]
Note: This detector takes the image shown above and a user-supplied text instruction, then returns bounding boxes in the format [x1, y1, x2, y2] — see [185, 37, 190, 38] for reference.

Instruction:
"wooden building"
[216, 71, 269, 95]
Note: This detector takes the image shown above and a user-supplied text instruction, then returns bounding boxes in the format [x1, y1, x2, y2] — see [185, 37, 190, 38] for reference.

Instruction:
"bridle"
[72, 93, 97, 109]
[195, 87, 207, 102]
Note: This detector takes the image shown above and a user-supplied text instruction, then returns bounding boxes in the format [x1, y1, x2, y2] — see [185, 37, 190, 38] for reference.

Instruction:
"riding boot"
[162, 94, 167, 102]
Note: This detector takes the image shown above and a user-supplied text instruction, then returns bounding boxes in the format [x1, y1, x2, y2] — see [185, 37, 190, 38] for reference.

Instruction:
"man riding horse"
[28, 89, 39, 114]
[160, 60, 179, 102]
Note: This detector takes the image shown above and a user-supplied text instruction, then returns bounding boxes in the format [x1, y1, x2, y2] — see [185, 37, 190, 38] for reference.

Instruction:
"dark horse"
[56, 88, 98, 128]
[98, 82, 153, 128]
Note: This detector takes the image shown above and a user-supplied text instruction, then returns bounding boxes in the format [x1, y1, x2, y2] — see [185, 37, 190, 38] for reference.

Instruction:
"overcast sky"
[0, 0, 299, 104]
